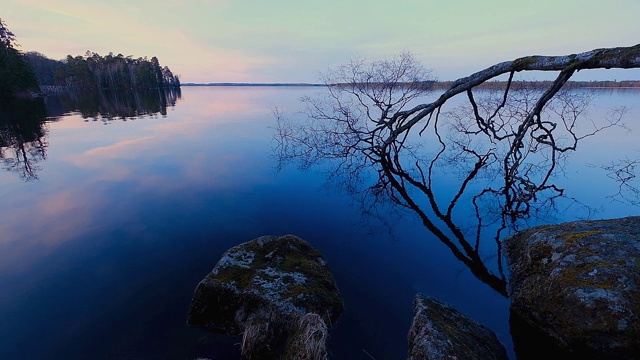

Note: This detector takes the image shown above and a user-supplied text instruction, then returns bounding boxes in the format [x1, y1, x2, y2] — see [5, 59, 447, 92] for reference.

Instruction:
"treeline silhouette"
[1, 17, 180, 97]
[25, 51, 180, 90]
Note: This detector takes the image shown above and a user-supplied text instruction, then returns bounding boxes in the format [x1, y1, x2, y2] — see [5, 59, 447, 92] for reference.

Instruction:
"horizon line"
[182, 79, 640, 87]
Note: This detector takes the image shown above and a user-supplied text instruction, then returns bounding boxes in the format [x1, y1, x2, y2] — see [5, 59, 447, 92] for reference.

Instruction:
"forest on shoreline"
[25, 51, 181, 91]
[1, 18, 180, 98]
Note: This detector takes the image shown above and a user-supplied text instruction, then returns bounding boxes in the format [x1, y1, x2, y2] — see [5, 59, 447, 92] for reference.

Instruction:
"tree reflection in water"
[274, 54, 629, 297]
[58, 87, 182, 121]
[0, 87, 182, 181]
[0, 98, 51, 181]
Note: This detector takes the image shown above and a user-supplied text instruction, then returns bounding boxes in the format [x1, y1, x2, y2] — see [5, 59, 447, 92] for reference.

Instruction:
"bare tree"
[274, 45, 640, 296]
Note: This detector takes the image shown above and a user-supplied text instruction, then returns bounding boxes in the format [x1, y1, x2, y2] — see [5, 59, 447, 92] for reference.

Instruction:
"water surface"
[0, 86, 638, 359]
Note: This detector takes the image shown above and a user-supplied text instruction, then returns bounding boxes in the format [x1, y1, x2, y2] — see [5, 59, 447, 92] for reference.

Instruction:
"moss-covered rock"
[407, 294, 508, 360]
[504, 216, 640, 359]
[187, 234, 343, 359]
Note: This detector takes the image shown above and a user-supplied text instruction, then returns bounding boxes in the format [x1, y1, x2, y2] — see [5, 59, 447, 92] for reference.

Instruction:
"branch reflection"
[0, 98, 51, 181]
[274, 76, 624, 297]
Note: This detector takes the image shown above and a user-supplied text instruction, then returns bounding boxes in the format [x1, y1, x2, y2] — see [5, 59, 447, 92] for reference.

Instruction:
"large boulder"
[504, 216, 640, 358]
[188, 234, 343, 359]
[407, 294, 508, 360]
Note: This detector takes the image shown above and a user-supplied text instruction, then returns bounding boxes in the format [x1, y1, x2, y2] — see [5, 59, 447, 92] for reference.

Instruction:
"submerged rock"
[504, 216, 640, 359]
[187, 234, 343, 359]
[407, 294, 508, 360]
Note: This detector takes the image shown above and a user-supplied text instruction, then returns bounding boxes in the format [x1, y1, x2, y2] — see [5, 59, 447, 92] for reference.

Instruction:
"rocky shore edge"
[188, 217, 639, 359]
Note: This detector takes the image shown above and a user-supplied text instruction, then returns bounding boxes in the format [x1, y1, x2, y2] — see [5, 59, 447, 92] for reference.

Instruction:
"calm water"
[0, 86, 638, 359]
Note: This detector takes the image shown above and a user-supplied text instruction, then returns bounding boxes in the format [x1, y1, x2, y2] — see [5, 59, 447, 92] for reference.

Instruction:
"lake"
[0, 86, 638, 359]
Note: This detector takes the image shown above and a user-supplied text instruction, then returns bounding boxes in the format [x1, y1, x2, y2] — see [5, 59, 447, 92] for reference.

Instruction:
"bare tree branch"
[389, 44, 640, 142]
[274, 44, 640, 296]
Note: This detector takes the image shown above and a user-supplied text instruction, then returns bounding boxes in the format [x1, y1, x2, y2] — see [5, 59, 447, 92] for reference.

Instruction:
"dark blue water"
[0, 87, 638, 359]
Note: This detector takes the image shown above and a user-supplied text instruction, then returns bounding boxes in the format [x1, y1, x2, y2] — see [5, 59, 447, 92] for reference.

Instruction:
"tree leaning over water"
[275, 44, 640, 296]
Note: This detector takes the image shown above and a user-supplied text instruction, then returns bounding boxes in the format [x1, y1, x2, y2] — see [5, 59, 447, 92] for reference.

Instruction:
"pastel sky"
[4, 0, 640, 83]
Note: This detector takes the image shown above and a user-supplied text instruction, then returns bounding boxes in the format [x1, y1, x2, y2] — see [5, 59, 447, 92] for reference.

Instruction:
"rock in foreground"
[505, 216, 640, 359]
[407, 294, 508, 360]
[188, 234, 343, 359]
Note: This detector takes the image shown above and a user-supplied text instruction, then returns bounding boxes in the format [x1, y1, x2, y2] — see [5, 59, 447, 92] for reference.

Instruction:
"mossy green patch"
[555, 260, 619, 291]
[558, 230, 603, 245]
[212, 235, 327, 291]
[205, 235, 343, 324]
[504, 217, 640, 357]
[584, 44, 640, 69]
[512, 56, 537, 70]
[209, 264, 255, 288]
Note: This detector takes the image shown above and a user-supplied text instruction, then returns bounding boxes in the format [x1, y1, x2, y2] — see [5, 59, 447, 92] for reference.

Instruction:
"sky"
[3, 0, 640, 83]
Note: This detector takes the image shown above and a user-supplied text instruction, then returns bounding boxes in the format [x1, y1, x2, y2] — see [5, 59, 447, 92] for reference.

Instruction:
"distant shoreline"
[182, 80, 640, 89]
[182, 83, 324, 87]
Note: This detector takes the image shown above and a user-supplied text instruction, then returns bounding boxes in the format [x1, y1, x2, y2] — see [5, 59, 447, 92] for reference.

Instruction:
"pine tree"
[0, 18, 39, 97]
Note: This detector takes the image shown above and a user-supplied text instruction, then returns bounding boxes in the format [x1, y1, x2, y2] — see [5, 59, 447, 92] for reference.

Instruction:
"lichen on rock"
[504, 216, 640, 358]
[187, 234, 343, 359]
[407, 294, 508, 360]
